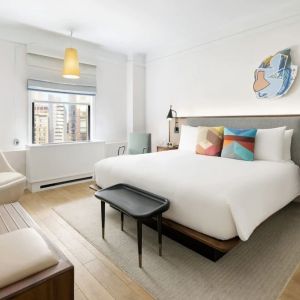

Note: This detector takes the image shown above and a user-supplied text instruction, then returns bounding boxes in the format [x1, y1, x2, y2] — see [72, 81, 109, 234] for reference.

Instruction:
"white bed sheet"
[94, 150, 300, 241]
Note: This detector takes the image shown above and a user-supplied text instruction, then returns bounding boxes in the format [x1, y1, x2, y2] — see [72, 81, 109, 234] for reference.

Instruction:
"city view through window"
[31, 91, 92, 144]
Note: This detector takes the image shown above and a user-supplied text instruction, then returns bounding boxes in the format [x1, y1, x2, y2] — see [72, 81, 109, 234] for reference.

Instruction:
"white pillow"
[179, 125, 198, 151]
[0, 228, 58, 288]
[283, 129, 293, 161]
[254, 127, 286, 161]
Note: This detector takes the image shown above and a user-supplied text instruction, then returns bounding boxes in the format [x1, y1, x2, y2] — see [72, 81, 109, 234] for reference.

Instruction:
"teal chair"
[118, 133, 151, 155]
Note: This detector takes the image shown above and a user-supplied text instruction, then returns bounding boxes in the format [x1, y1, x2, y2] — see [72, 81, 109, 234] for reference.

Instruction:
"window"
[30, 90, 93, 144]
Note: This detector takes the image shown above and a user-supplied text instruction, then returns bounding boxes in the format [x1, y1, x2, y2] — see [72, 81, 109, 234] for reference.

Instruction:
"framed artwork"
[253, 49, 297, 99]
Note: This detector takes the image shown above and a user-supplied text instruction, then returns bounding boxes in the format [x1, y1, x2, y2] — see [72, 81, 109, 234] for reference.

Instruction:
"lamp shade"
[63, 48, 80, 79]
[166, 106, 173, 120]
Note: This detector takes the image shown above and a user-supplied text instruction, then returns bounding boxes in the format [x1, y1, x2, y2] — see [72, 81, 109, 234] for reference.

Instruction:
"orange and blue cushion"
[221, 128, 257, 161]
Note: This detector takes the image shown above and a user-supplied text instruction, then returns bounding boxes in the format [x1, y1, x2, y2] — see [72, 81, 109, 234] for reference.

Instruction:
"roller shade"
[27, 53, 96, 93]
[28, 79, 96, 96]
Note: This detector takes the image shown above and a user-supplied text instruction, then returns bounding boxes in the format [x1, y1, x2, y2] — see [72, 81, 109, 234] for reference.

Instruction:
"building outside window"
[30, 90, 93, 144]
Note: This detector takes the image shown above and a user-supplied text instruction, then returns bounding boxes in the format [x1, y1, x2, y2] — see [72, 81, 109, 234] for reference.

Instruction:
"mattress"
[94, 150, 300, 241]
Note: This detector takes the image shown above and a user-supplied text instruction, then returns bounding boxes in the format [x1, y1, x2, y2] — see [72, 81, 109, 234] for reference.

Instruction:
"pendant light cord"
[70, 30, 73, 48]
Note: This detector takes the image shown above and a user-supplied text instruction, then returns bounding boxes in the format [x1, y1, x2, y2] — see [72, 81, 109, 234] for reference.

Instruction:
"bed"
[94, 115, 300, 260]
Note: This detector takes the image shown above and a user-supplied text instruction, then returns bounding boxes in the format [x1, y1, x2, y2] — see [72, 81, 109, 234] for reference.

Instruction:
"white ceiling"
[0, 0, 299, 58]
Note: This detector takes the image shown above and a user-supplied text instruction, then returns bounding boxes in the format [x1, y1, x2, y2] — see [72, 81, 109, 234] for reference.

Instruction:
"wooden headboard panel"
[170, 115, 300, 166]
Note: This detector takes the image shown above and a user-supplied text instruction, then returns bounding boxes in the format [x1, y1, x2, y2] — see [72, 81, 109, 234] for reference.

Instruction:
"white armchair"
[0, 152, 26, 204]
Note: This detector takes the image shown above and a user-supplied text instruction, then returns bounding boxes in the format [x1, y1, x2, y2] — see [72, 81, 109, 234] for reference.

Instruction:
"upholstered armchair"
[118, 133, 151, 155]
[0, 151, 26, 204]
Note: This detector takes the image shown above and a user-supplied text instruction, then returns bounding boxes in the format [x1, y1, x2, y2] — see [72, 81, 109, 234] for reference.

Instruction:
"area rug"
[55, 198, 300, 300]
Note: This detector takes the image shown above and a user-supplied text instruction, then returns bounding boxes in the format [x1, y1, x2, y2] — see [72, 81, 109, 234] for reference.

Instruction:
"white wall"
[146, 18, 300, 149]
[0, 24, 129, 174]
[95, 58, 127, 142]
[0, 40, 27, 151]
[132, 62, 146, 132]
[127, 55, 146, 133]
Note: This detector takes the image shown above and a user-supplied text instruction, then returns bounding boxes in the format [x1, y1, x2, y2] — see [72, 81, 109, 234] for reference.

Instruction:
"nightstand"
[157, 145, 179, 152]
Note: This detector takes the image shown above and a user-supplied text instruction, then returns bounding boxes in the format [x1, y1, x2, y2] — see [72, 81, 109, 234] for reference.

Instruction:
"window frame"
[29, 90, 94, 145]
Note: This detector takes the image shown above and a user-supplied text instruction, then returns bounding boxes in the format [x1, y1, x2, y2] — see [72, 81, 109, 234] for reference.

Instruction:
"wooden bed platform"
[0, 202, 74, 300]
[90, 115, 300, 261]
[90, 184, 240, 261]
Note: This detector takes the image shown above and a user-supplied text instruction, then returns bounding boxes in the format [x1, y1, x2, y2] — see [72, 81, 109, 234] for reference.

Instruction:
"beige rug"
[55, 198, 300, 300]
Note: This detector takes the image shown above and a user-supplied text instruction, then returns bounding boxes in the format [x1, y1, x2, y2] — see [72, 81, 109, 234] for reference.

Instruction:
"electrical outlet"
[13, 138, 20, 146]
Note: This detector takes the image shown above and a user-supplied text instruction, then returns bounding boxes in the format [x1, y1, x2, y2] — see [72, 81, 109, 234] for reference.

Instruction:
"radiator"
[26, 141, 105, 192]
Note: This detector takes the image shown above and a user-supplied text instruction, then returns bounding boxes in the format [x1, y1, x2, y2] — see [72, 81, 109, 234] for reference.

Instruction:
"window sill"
[26, 140, 105, 148]
[2, 146, 27, 153]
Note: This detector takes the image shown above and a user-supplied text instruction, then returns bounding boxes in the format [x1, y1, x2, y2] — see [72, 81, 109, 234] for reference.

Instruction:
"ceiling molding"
[146, 12, 300, 63]
[0, 23, 128, 65]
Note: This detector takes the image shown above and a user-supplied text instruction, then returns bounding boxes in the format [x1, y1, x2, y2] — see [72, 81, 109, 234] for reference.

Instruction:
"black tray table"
[95, 184, 170, 267]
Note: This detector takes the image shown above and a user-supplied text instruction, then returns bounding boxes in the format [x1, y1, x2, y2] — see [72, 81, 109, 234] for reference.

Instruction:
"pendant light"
[63, 30, 80, 79]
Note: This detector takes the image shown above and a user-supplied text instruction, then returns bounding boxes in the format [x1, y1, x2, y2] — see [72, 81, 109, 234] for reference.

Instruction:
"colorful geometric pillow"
[195, 126, 224, 156]
[221, 128, 257, 161]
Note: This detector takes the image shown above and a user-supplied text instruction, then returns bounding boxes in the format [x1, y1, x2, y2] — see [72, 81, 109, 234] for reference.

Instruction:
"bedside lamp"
[166, 106, 175, 120]
[166, 105, 179, 147]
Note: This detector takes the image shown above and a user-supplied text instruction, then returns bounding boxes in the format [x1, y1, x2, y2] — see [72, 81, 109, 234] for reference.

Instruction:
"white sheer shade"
[28, 80, 96, 97]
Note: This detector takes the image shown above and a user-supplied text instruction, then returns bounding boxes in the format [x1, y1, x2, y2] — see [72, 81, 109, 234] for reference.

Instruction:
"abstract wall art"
[253, 49, 297, 99]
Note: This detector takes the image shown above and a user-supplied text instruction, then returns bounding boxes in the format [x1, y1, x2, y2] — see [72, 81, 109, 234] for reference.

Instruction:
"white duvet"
[94, 150, 300, 241]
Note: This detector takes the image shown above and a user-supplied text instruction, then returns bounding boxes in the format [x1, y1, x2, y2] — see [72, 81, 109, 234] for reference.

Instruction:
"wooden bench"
[0, 202, 74, 300]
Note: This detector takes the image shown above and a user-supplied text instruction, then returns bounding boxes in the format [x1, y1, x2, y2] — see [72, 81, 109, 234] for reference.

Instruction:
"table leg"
[101, 201, 105, 239]
[121, 212, 124, 231]
[157, 214, 162, 256]
[137, 220, 142, 268]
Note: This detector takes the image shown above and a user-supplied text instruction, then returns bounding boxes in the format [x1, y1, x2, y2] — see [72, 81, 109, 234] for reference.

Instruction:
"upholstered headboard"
[170, 115, 300, 166]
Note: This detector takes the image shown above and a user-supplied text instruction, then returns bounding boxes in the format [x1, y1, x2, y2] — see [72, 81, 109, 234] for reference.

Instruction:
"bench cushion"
[0, 228, 59, 288]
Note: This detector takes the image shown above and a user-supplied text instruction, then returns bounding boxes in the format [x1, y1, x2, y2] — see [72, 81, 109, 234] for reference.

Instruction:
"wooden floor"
[279, 263, 300, 300]
[19, 182, 300, 300]
[19, 182, 154, 300]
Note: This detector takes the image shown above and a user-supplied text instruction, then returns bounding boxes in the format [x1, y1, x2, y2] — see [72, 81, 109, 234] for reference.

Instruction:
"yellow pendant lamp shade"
[63, 47, 80, 79]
